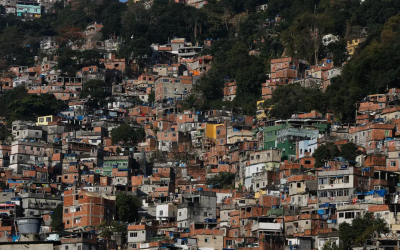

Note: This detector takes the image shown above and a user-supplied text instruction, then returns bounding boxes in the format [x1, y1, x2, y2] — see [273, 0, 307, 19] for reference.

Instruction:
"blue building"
[16, 1, 41, 19]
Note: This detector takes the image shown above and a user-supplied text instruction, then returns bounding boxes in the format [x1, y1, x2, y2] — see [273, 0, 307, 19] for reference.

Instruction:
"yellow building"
[255, 190, 267, 199]
[205, 123, 224, 140]
[256, 100, 267, 121]
[347, 37, 367, 55]
[36, 115, 57, 126]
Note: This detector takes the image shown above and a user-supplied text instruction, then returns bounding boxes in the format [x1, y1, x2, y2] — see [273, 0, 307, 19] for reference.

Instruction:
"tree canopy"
[8, 93, 67, 123]
[50, 204, 64, 232]
[206, 172, 235, 189]
[116, 193, 142, 222]
[0, 87, 66, 125]
[313, 142, 359, 168]
[263, 84, 327, 119]
[80, 79, 110, 100]
[110, 124, 145, 145]
[339, 213, 389, 249]
[98, 220, 128, 239]
[0, 0, 397, 121]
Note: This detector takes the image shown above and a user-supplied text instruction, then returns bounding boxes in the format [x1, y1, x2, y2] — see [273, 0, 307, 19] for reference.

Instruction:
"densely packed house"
[0, 19, 398, 250]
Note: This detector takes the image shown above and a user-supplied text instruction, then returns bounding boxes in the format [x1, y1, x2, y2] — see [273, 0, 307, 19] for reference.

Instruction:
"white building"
[156, 203, 177, 221]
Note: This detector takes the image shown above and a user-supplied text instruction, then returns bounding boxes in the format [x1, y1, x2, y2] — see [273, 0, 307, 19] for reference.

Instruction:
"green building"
[102, 156, 133, 177]
[276, 127, 320, 160]
[263, 124, 287, 150]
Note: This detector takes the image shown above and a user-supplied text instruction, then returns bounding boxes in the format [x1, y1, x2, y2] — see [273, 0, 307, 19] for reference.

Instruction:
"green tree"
[80, 49, 101, 66]
[80, 79, 109, 99]
[339, 142, 358, 162]
[0, 181, 7, 190]
[8, 94, 67, 123]
[321, 240, 339, 250]
[339, 213, 389, 249]
[148, 90, 155, 104]
[206, 172, 235, 189]
[182, 94, 200, 110]
[110, 124, 145, 145]
[116, 193, 142, 222]
[264, 84, 327, 119]
[50, 204, 64, 231]
[312, 142, 340, 168]
[0, 86, 29, 118]
[281, 12, 334, 63]
[99, 2, 126, 39]
[98, 220, 128, 249]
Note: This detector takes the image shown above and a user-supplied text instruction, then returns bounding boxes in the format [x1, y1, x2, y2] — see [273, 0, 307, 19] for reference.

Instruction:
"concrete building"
[177, 191, 217, 229]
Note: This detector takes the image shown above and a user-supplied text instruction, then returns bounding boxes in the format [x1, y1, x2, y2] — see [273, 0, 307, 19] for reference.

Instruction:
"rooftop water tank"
[16, 217, 42, 234]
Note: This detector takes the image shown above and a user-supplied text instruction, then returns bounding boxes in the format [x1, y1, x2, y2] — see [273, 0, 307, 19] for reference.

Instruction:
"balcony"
[251, 222, 282, 232]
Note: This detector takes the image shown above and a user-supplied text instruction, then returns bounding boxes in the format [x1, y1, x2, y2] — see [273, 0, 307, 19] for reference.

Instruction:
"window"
[344, 176, 349, 183]
[328, 191, 336, 197]
[344, 190, 349, 196]
[297, 183, 301, 188]
[205, 237, 210, 243]
[339, 213, 344, 218]
[226, 240, 233, 246]
[391, 161, 396, 167]
[337, 190, 343, 196]
[204, 212, 208, 216]
[305, 160, 311, 164]
[133, 232, 138, 237]
[132, 244, 137, 249]
[345, 212, 355, 219]
[78, 246, 81, 250]
[318, 178, 328, 185]
[65, 246, 69, 250]
[319, 191, 327, 197]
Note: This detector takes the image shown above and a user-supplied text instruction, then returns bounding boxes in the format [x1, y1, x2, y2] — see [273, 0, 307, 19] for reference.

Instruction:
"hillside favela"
[0, 0, 400, 250]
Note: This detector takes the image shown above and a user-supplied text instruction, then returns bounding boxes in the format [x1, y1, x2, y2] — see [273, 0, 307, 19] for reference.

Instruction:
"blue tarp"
[376, 189, 387, 197]
[357, 189, 387, 197]
[319, 203, 331, 208]
[317, 209, 325, 215]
